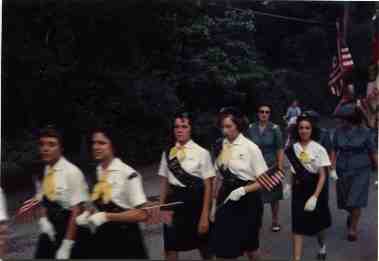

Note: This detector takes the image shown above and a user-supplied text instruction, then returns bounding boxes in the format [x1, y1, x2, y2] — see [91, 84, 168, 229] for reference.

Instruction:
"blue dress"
[333, 126, 377, 209]
[248, 122, 284, 203]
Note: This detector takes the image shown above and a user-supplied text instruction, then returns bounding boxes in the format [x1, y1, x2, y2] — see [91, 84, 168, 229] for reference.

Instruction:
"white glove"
[75, 211, 91, 227]
[224, 187, 246, 203]
[209, 199, 217, 222]
[330, 169, 338, 181]
[38, 217, 56, 242]
[88, 212, 108, 228]
[283, 184, 291, 199]
[55, 239, 75, 259]
[304, 196, 318, 212]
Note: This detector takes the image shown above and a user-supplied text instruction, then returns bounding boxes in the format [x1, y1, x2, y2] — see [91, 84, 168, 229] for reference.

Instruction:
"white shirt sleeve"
[68, 169, 90, 207]
[0, 188, 8, 221]
[158, 152, 169, 177]
[316, 146, 332, 169]
[200, 151, 216, 180]
[126, 173, 147, 208]
[249, 145, 268, 178]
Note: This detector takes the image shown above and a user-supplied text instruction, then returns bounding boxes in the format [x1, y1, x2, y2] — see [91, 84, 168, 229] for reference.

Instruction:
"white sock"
[319, 244, 326, 254]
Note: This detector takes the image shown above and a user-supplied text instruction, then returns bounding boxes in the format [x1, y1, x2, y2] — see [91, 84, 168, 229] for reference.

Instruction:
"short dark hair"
[91, 125, 121, 157]
[257, 103, 272, 111]
[291, 116, 320, 142]
[173, 111, 193, 127]
[38, 125, 63, 147]
[217, 107, 248, 132]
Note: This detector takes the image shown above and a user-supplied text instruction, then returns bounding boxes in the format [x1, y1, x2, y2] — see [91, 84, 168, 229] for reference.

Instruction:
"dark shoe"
[271, 223, 281, 232]
[317, 252, 327, 260]
[347, 233, 357, 242]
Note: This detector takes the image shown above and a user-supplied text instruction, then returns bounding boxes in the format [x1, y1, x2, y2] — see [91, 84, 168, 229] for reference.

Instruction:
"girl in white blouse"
[211, 107, 283, 261]
[285, 116, 331, 261]
[158, 112, 215, 261]
[75, 127, 150, 258]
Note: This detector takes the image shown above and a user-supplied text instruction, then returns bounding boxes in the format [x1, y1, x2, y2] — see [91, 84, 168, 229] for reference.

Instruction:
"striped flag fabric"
[328, 21, 354, 96]
[13, 197, 42, 223]
[256, 166, 285, 191]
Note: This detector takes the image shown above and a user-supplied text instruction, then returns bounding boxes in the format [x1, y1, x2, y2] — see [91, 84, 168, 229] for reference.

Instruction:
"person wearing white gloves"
[34, 126, 90, 259]
[75, 126, 149, 259]
[210, 107, 275, 261]
[284, 116, 332, 261]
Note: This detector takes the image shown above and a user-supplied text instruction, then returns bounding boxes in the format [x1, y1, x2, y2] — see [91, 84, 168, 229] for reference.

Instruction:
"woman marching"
[211, 107, 284, 261]
[248, 103, 284, 232]
[34, 126, 90, 259]
[331, 102, 377, 241]
[285, 115, 332, 261]
[75, 126, 150, 258]
[158, 111, 215, 261]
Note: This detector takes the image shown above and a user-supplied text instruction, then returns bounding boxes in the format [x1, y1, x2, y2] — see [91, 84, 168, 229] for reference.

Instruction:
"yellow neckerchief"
[299, 143, 311, 164]
[42, 166, 56, 201]
[169, 143, 186, 162]
[91, 169, 112, 204]
[217, 142, 233, 169]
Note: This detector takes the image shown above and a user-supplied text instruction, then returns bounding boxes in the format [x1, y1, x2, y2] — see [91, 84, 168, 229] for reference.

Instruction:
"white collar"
[224, 133, 244, 146]
[97, 157, 123, 172]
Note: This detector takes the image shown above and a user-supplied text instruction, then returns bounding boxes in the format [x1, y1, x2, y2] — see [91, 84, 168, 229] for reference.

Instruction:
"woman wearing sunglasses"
[248, 103, 284, 232]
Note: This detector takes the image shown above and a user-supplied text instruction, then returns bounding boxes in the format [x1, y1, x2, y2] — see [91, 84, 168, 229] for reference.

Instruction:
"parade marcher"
[34, 126, 90, 259]
[211, 107, 284, 261]
[75, 126, 150, 258]
[158, 112, 215, 261]
[285, 100, 302, 127]
[248, 103, 284, 232]
[285, 116, 332, 261]
[0, 187, 8, 258]
[331, 102, 378, 242]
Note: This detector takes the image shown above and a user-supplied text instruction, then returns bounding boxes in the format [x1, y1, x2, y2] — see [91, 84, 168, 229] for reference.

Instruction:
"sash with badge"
[165, 145, 203, 189]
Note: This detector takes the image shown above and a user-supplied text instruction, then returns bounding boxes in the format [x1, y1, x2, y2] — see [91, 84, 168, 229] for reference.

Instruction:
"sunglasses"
[259, 110, 271, 114]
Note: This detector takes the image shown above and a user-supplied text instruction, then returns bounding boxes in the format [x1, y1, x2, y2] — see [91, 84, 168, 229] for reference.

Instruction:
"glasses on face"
[259, 110, 270, 114]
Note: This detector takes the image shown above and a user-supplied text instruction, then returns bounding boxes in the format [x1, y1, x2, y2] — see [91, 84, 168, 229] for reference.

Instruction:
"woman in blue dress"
[331, 102, 378, 241]
[248, 104, 284, 232]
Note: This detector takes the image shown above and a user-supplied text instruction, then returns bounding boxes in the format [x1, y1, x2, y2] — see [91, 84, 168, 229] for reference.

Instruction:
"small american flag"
[328, 21, 354, 96]
[256, 166, 285, 191]
[13, 197, 42, 223]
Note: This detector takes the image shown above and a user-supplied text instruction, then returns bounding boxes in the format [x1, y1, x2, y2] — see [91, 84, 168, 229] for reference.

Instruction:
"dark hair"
[257, 103, 272, 112]
[168, 110, 193, 149]
[217, 107, 248, 132]
[91, 125, 121, 157]
[173, 111, 193, 127]
[291, 116, 320, 142]
[38, 125, 63, 147]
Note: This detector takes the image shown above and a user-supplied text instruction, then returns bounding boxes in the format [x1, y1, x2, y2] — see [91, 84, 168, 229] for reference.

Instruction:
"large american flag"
[328, 21, 354, 96]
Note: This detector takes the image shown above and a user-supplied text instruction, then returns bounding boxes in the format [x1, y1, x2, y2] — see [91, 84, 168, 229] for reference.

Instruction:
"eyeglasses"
[259, 110, 271, 114]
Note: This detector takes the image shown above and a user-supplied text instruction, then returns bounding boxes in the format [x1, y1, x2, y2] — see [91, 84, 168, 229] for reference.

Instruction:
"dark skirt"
[211, 182, 263, 258]
[336, 168, 371, 210]
[261, 182, 283, 203]
[34, 199, 71, 258]
[292, 173, 331, 236]
[163, 185, 209, 252]
[75, 201, 148, 259]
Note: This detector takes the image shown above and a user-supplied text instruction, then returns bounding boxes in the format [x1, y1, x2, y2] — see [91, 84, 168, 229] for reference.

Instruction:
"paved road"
[4, 160, 378, 260]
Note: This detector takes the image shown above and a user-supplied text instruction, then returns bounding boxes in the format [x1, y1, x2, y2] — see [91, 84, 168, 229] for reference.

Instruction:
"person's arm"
[105, 209, 148, 223]
[313, 167, 327, 198]
[64, 206, 81, 240]
[330, 150, 337, 170]
[198, 178, 212, 234]
[160, 177, 170, 205]
[274, 126, 285, 170]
